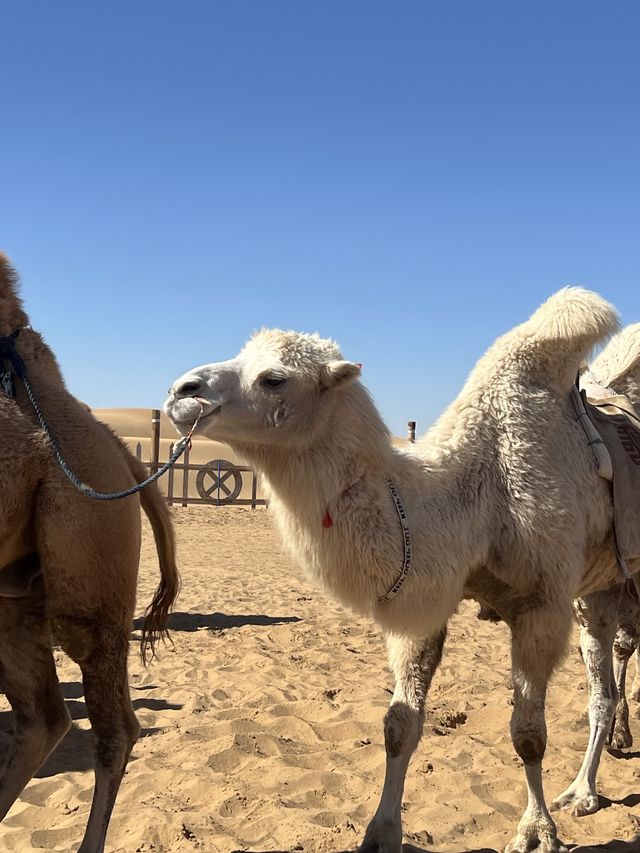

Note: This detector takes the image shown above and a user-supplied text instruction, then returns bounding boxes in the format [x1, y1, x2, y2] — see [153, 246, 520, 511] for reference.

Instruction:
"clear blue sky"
[2, 1, 638, 436]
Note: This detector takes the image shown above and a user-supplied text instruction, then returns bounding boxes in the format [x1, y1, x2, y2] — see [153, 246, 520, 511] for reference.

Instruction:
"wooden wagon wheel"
[196, 459, 243, 504]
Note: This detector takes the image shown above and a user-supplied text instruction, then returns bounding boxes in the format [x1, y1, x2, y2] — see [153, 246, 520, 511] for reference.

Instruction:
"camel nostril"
[177, 380, 202, 397]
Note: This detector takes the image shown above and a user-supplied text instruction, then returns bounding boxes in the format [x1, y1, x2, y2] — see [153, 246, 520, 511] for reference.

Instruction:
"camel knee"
[10, 695, 71, 765]
[0, 659, 70, 750]
[94, 717, 140, 772]
[512, 731, 546, 766]
[383, 702, 422, 758]
[614, 628, 637, 662]
[31, 681, 71, 740]
[122, 707, 141, 750]
[510, 709, 547, 766]
[81, 644, 140, 771]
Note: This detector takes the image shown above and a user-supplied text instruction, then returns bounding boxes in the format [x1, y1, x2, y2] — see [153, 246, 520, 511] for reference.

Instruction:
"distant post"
[151, 409, 161, 475]
[407, 420, 416, 443]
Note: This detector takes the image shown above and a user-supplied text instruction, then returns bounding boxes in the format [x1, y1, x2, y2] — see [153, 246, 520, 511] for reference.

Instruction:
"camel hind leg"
[0, 581, 70, 820]
[552, 586, 620, 817]
[608, 580, 640, 749]
[57, 620, 140, 853]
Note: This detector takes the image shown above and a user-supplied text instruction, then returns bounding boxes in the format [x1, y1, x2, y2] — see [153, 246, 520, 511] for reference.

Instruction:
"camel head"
[165, 329, 363, 450]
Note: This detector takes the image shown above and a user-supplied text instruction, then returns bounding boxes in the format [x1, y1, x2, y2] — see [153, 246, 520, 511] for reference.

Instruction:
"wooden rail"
[133, 412, 417, 507]
[135, 420, 265, 508]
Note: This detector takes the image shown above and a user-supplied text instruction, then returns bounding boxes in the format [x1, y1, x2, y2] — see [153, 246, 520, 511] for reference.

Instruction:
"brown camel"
[0, 254, 180, 852]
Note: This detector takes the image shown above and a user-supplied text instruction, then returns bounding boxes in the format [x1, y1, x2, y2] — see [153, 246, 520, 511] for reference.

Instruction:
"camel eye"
[260, 375, 286, 389]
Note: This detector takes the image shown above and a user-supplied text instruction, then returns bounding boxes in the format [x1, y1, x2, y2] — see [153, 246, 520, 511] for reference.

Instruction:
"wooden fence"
[134, 410, 266, 508]
[132, 410, 418, 509]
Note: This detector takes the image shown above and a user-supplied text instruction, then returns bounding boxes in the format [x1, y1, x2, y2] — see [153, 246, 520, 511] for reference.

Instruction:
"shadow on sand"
[595, 791, 640, 810]
[234, 841, 640, 853]
[0, 679, 182, 776]
[231, 847, 497, 853]
[132, 611, 302, 632]
[0, 716, 166, 777]
[606, 746, 640, 761]
[570, 841, 640, 852]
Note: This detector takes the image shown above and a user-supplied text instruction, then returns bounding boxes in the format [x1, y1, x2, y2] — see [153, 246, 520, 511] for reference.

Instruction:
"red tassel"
[322, 510, 333, 529]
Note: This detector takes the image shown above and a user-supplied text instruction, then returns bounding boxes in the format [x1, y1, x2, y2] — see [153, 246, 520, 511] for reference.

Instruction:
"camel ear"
[320, 360, 361, 390]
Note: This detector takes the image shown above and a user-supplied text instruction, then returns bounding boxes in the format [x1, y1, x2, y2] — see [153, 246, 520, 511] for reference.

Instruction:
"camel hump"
[0, 253, 29, 329]
[527, 287, 618, 348]
[0, 253, 20, 298]
[591, 323, 640, 389]
[521, 287, 619, 391]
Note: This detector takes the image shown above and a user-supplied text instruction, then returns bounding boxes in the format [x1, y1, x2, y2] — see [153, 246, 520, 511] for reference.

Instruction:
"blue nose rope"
[0, 330, 199, 501]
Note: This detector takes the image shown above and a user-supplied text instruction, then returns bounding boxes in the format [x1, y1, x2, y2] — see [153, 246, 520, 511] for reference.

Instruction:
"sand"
[1, 410, 639, 852]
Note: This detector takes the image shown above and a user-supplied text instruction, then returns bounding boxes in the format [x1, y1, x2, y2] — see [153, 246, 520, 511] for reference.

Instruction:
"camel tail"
[523, 287, 619, 392]
[126, 451, 181, 665]
[590, 323, 640, 394]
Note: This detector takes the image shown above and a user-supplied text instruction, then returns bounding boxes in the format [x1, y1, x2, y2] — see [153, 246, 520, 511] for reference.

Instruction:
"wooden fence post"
[407, 420, 416, 443]
[150, 409, 161, 475]
[251, 471, 258, 509]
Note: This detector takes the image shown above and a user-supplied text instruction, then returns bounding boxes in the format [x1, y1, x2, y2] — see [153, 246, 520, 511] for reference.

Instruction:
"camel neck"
[234, 383, 389, 500]
[231, 404, 489, 634]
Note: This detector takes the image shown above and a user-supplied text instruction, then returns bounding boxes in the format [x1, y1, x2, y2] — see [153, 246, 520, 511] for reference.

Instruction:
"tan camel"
[166, 288, 629, 853]
[0, 254, 180, 852]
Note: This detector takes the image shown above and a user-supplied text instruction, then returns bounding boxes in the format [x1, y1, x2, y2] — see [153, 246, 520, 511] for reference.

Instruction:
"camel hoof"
[358, 816, 402, 853]
[551, 788, 600, 817]
[358, 841, 402, 853]
[551, 788, 599, 817]
[608, 727, 633, 750]
[505, 833, 568, 853]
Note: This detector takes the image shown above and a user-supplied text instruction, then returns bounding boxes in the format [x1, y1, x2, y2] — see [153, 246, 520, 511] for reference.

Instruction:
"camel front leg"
[0, 587, 71, 820]
[57, 620, 140, 853]
[552, 588, 619, 817]
[359, 629, 446, 853]
[505, 605, 571, 853]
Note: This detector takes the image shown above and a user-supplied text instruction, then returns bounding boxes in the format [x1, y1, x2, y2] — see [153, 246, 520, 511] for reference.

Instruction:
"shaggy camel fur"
[167, 289, 625, 853]
[0, 255, 180, 852]
[552, 324, 640, 817]
[477, 325, 640, 817]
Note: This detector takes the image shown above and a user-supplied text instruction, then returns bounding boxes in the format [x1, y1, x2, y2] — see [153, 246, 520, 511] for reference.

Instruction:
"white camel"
[166, 289, 629, 853]
[552, 323, 640, 817]
[476, 324, 640, 817]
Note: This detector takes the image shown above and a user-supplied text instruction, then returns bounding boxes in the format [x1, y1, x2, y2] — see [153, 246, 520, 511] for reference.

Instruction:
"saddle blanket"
[584, 392, 640, 568]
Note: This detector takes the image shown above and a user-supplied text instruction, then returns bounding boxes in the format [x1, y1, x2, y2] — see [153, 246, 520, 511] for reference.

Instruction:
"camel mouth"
[196, 404, 221, 425]
[172, 403, 221, 435]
